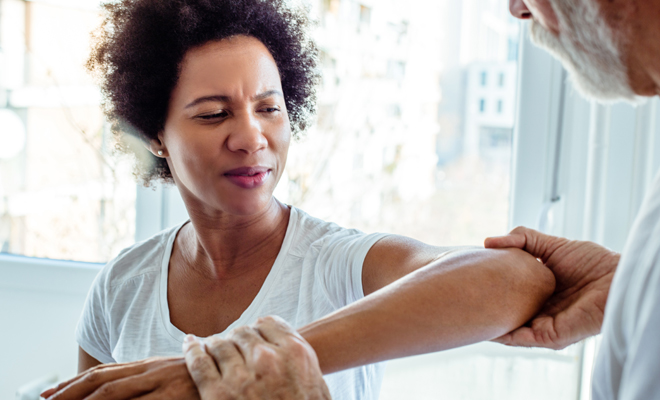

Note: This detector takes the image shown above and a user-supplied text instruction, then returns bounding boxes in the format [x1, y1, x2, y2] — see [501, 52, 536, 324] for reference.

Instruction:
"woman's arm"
[79, 347, 102, 373]
[301, 236, 555, 373]
[44, 240, 554, 399]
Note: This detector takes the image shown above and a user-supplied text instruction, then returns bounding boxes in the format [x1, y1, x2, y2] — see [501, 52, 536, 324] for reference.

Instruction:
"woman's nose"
[509, 0, 532, 19]
[226, 114, 268, 154]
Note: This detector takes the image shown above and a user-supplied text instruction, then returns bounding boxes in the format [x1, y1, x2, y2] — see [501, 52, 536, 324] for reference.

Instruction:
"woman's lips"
[223, 166, 271, 189]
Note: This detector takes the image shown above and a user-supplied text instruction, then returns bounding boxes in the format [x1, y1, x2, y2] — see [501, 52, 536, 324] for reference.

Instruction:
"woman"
[70, 1, 555, 399]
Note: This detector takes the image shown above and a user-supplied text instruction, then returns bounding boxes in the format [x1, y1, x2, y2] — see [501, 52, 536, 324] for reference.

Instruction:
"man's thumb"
[484, 234, 525, 249]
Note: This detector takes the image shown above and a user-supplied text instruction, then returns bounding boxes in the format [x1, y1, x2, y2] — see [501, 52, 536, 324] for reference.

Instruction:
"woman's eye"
[197, 111, 228, 120]
[261, 107, 280, 113]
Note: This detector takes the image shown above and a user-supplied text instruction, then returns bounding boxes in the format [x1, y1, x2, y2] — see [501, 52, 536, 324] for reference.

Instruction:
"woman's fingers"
[41, 362, 123, 399]
[46, 363, 148, 400]
[183, 336, 224, 399]
[82, 373, 158, 400]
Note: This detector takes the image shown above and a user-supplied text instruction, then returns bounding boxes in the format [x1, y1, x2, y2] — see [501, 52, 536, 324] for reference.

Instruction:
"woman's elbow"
[509, 247, 555, 300]
[492, 248, 555, 325]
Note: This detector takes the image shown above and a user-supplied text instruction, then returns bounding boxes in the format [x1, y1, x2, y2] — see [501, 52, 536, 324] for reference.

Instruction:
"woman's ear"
[146, 135, 168, 158]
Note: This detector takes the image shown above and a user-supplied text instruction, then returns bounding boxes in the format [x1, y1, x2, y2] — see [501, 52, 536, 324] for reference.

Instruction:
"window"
[0, 0, 135, 263]
[323, 0, 340, 15]
[479, 98, 486, 112]
[497, 99, 504, 113]
[480, 71, 488, 86]
[359, 4, 371, 26]
[499, 72, 505, 87]
[508, 37, 519, 61]
[386, 60, 406, 81]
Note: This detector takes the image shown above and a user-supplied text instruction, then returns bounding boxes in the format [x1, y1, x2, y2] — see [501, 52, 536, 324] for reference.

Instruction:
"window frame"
[511, 21, 660, 400]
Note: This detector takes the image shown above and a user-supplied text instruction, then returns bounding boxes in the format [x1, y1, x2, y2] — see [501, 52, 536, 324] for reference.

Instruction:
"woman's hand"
[485, 226, 620, 349]
[41, 357, 198, 400]
[184, 316, 331, 400]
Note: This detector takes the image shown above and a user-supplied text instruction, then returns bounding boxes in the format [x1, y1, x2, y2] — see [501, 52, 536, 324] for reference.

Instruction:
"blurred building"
[286, 0, 518, 243]
[464, 61, 517, 159]
[436, 0, 520, 164]
[284, 0, 444, 230]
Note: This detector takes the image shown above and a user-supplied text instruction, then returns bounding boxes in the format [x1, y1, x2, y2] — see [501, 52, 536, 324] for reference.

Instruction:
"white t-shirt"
[76, 206, 389, 400]
[593, 170, 660, 400]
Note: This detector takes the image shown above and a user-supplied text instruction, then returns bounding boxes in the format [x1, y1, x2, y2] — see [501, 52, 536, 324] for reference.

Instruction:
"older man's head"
[509, 0, 660, 101]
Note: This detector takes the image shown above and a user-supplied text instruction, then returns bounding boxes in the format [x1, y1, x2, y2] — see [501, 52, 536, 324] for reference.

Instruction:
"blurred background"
[2, 0, 659, 399]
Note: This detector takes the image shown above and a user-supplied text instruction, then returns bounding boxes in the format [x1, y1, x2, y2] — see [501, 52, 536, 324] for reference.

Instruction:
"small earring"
[157, 150, 164, 156]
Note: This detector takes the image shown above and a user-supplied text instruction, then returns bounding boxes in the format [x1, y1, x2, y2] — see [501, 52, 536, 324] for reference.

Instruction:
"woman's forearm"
[299, 248, 555, 374]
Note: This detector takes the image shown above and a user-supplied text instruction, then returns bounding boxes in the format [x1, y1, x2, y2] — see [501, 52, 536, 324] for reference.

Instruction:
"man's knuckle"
[218, 386, 239, 400]
[228, 326, 251, 339]
[255, 316, 272, 325]
[254, 343, 277, 358]
[205, 336, 222, 347]
[233, 369, 250, 384]
[214, 345, 238, 361]
[189, 354, 210, 371]
[280, 338, 303, 356]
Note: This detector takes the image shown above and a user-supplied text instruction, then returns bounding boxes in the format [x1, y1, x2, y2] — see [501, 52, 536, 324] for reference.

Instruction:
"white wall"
[0, 254, 100, 399]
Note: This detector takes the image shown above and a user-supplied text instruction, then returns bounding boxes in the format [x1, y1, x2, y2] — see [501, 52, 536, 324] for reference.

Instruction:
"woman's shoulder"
[288, 207, 370, 256]
[96, 223, 182, 289]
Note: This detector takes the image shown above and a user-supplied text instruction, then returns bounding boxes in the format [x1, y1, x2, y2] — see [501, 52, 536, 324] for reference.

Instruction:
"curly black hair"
[88, 0, 319, 185]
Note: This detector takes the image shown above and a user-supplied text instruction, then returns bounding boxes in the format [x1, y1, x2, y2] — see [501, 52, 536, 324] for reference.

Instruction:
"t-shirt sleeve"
[75, 267, 115, 364]
[315, 231, 389, 308]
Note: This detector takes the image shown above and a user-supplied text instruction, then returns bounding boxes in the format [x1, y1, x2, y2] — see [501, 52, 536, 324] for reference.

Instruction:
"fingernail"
[183, 334, 197, 352]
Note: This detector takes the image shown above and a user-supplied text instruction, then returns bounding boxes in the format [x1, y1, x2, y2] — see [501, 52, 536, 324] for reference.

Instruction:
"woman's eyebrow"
[185, 95, 231, 109]
[185, 90, 283, 109]
[252, 89, 284, 101]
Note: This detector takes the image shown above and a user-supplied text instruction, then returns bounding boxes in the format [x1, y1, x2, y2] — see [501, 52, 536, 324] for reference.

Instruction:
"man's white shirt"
[593, 170, 660, 400]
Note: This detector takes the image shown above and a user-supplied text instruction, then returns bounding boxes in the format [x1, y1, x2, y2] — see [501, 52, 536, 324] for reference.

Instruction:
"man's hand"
[40, 317, 329, 400]
[40, 357, 198, 400]
[484, 226, 620, 350]
[184, 316, 331, 400]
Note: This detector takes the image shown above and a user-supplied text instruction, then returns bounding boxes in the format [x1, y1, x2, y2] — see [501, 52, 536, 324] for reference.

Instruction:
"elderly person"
[41, 0, 556, 399]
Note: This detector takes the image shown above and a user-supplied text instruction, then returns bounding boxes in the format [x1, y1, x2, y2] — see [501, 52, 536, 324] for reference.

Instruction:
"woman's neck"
[178, 198, 290, 280]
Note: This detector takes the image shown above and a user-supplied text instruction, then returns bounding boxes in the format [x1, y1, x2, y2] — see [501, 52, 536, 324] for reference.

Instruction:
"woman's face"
[157, 36, 291, 216]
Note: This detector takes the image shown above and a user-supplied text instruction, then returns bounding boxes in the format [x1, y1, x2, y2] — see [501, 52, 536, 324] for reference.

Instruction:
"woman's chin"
[218, 196, 275, 217]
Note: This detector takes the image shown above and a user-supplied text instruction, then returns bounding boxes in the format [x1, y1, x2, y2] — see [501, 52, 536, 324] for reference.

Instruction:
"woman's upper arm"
[362, 235, 467, 296]
[78, 347, 102, 373]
